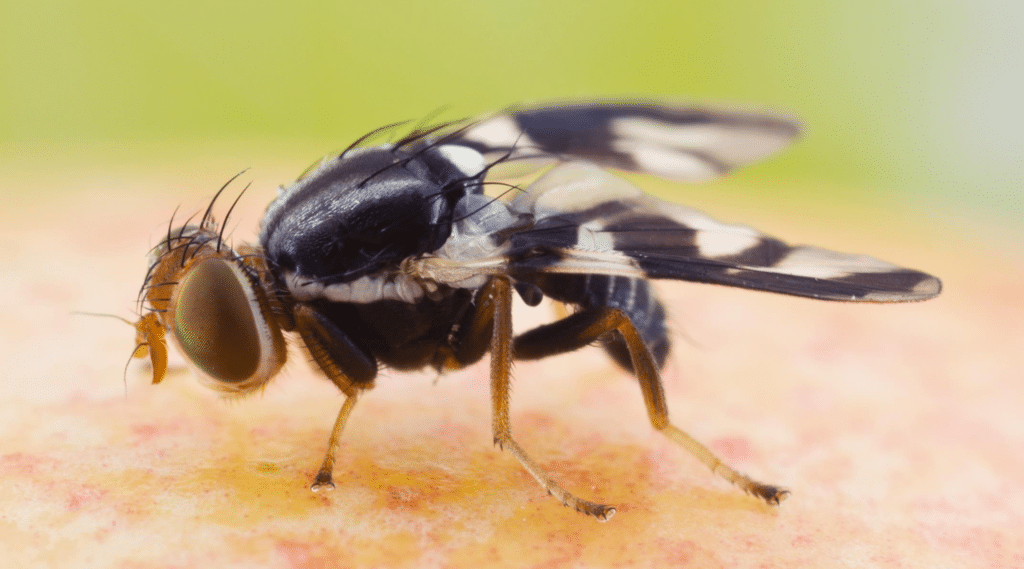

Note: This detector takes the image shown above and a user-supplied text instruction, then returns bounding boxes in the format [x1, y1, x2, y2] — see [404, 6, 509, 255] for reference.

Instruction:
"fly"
[130, 100, 941, 521]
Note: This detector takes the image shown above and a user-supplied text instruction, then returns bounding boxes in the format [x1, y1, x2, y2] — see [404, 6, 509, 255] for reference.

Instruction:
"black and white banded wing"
[504, 163, 941, 302]
[451, 100, 802, 182]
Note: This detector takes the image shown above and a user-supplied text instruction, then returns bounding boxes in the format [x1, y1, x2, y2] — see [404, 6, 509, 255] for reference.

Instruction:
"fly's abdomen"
[534, 274, 671, 371]
[588, 275, 670, 371]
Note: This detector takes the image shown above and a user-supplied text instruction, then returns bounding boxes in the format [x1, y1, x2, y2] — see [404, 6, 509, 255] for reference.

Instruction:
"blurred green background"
[1, 0, 1020, 222]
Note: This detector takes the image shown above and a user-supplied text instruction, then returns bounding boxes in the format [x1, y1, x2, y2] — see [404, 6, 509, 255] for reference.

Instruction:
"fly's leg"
[484, 278, 617, 521]
[294, 303, 377, 491]
[433, 289, 494, 373]
[311, 392, 359, 490]
[515, 307, 789, 505]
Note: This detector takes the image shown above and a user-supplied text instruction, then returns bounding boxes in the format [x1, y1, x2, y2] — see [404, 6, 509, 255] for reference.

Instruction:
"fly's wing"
[448, 100, 802, 182]
[503, 163, 941, 302]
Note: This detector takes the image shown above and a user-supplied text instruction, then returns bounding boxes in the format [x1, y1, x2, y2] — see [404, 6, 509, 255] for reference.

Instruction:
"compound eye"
[171, 258, 284, 388]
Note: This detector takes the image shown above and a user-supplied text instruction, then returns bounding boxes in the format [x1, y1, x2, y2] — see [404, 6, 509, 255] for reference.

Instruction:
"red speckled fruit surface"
[1, 164, 1020, 568]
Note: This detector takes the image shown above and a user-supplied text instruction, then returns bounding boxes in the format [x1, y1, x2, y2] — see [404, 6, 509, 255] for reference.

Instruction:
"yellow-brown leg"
[594, 308, 789, 504]
[485, 278, 617, 521]
[311, 391, 359, 490]
[293, 303, 376, 491]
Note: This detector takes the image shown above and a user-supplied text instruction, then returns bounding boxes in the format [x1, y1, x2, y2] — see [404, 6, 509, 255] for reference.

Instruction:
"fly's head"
[134, 214, 289, 395]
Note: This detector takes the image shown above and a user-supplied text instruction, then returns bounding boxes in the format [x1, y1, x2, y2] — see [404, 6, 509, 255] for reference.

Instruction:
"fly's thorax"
[259, 143, 491, 305]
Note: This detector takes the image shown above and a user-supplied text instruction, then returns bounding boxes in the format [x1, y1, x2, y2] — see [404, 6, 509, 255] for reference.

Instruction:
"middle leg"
[484, 277, 618, 520]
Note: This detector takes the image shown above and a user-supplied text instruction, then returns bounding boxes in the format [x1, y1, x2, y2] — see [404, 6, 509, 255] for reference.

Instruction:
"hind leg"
[515, 306, 789, 504]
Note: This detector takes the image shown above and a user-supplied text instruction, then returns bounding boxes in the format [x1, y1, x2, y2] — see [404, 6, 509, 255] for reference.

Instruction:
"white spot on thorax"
[437, 144, 487, 177]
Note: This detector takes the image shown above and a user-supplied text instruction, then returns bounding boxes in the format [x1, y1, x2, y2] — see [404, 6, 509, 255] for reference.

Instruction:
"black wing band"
[502, 163, 940, 303]
[451, 100, 801, 182]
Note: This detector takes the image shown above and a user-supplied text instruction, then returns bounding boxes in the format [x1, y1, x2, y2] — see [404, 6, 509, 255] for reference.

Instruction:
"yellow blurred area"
[1, 0, 1021, 219]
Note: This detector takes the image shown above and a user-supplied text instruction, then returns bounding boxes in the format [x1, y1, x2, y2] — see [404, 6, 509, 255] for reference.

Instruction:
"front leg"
[484, 278, 617, 521]
[293, 303, 377, 490]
